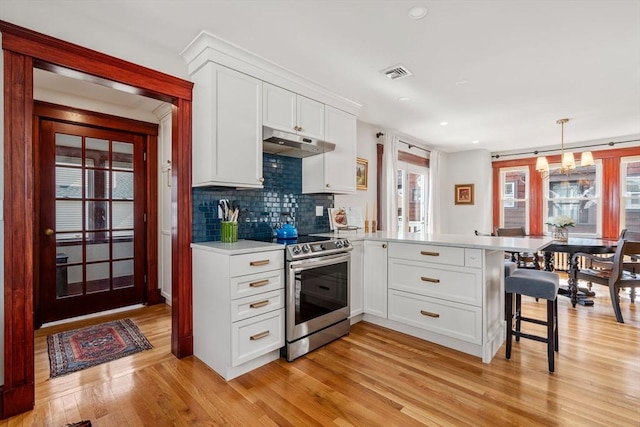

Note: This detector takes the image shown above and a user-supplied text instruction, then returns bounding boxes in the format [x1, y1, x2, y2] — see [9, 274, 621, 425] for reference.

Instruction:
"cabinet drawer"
[231, 289, 284, 322]
[230, 270, 284, 300]
[232, 309, 284, 367]
[388, 242, 464, 266]
[388, 289, 482, 345]
[388, 259, 482, 306]
[230, 250, 284, 277]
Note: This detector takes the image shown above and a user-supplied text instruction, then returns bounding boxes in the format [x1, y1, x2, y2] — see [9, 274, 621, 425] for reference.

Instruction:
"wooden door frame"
[33, 101, 161, 326]
[0, 20, 194, 418]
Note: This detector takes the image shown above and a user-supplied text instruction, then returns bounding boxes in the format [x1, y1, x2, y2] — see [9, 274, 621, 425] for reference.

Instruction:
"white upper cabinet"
[191, 62, 264, 188]
[302, 105, 357, 194]
[263, 83, 324, 140]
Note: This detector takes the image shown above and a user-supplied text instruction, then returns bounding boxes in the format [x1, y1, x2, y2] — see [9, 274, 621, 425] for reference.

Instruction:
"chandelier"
[535, 118, 594, 176]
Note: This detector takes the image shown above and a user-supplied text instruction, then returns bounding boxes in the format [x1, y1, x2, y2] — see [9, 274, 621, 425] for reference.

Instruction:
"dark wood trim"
[0, 21, 191, 103]
[492, 146, 640, 239]
[1, 21, 193, 418]
[398, 150, 429, 167]
[34, 101, 159, 136]
[171, 98, 193, 357]
[376, 143, 383, 229]
[2, 48, 36, 417]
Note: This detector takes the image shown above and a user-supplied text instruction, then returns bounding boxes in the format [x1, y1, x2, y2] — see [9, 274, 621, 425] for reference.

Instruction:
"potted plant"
[545, 215, 575, 241]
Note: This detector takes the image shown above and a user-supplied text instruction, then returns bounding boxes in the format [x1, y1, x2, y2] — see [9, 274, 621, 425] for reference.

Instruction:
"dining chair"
[494, 226, 540, 270]
[572, 235, 640, 323]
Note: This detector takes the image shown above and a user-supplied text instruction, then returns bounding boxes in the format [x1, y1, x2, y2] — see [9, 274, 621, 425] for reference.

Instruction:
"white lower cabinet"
[361, 240, 503, 363]
[192, 243, 285, 380]
[387, 242, 483, 345]
[388, 289, 482, 345]
[349, 240, 364, 319]
[363, 240, 388, 318]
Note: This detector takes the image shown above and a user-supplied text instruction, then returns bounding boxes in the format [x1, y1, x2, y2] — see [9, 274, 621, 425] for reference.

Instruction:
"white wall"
[438, 149, 493, 235]
[335, 121, 380, 224]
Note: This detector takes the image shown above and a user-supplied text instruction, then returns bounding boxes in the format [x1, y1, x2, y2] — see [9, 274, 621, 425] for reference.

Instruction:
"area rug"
[47, 318, 153, 378]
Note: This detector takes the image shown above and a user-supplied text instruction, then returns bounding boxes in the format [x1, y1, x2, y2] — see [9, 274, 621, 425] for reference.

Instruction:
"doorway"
[37, 115, 150, 324]
[1, 20, 194, 418]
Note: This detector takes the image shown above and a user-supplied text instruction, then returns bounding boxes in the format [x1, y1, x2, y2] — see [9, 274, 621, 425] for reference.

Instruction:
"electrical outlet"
[315, 206, 324, 216]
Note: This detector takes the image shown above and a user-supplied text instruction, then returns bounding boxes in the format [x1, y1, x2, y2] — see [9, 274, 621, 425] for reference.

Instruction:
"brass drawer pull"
[420, 251, 440, 257]
[249, 279, 269, 288]
[420, 310, 440, 318]
[250, 259, 270, 266]
[250, 330, 270, 341]
[421, 276, 440, 283]
[250, 300, 269, 309]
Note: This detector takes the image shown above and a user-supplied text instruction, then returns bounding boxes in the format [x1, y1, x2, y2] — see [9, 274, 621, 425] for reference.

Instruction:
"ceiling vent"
[381, 64, 412, 80]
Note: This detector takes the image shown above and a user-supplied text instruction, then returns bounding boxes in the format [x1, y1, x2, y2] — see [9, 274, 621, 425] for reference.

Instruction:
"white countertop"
[312, 231, 552, 252]
[191, 240, 285, 255]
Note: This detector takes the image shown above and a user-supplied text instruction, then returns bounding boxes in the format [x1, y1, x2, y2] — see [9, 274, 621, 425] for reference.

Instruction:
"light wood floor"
[2, 285, 639, 426]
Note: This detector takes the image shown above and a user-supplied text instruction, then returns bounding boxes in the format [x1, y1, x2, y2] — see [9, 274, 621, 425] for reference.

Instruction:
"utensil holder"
[220, 221, 238, 243]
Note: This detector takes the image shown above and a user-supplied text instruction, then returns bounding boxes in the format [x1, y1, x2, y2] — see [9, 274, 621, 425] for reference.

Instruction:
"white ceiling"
[3, 0, 640, 153]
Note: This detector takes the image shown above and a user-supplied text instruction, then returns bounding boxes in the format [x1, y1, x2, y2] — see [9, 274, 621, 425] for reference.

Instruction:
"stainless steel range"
[283, 236, 352, 361]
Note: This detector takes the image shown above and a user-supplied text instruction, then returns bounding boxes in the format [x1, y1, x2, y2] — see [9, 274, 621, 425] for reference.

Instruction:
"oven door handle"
[289, 253, 351, 271]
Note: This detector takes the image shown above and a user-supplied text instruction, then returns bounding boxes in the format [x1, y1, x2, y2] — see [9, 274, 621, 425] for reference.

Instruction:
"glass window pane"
[503, 201, 528, 228]
[113, 238, 133, 259]
[112, 141, 133, 170]
[86, 201, 109, 230]
[112, 171, 134, 200]
[86, 262, 110, 294]
[113, 260, 134, 289]
[59, 264, 83, 298]
[623, 160, 640, 229]
[86, 232, 110, 262]
[55, 134, 82, 166]
[56, 237, 82, 264]
[56, 167, 82, 198]
[112, 201, 133, 230]
[85, 168, 110, 199]
[503, 171, 527, 200]
[547, 200, 597, 234]
[56, 200, 82, 232]
[86, 137, 109, 167]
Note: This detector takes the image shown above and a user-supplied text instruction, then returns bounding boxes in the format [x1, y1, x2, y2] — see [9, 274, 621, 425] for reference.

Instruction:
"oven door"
[287, 252, 350, 342]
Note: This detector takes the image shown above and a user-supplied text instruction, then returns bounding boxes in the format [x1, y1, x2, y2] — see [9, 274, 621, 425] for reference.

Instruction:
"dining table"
[541, 237, 618, 307]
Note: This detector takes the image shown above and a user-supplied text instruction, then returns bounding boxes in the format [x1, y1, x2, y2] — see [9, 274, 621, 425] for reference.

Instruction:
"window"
[499, 167, 529, 231]
[621, 156, 640, 230]
[397, 162, 428, 232]
[543, 162, 602, 236]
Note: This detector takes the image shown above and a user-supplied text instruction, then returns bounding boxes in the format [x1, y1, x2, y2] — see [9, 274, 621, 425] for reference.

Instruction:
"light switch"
[316, 206, 324, 216]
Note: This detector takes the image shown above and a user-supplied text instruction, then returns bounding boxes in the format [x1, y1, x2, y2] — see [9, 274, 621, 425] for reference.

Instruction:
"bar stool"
[505, 269, 560, 372]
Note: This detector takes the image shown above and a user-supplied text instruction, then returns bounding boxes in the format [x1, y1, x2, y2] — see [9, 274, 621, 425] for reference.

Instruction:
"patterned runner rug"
[47, 318, 153, 378]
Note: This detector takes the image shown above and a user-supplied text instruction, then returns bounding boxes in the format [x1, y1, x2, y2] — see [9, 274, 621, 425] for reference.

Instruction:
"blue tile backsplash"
[192, 153, 334, 242]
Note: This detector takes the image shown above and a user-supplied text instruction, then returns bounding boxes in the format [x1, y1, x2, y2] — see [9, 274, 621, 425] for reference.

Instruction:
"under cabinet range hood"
[262, 126, 335, 158]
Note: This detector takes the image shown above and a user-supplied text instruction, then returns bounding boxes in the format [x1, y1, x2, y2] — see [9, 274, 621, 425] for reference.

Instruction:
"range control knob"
[343, 239, 350, 247]
[335, 240, 344, 248]
[291, 245, 301, 255]
[301, 244, 310, 253]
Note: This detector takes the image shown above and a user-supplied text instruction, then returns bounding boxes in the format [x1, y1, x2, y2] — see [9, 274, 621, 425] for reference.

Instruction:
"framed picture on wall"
[454, 184, 474, 205]
[356, 158, 368, 190]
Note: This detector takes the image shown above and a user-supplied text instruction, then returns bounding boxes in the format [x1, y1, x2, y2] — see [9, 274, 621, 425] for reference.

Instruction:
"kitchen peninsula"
[319, 231, 552, 363]
[192, 232, 551, 381]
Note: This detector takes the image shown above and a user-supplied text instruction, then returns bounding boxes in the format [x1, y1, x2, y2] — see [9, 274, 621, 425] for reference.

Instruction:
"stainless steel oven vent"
[381, 64, 412, 80]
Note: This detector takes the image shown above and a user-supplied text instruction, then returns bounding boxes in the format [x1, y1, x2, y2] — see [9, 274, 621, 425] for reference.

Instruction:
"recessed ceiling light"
[440, 121, 448, 126]
[408, 6, 428, 20]
[398, 97, 409, 102]
[455, 79, 469, 86]
[471, 140, 480, 144]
